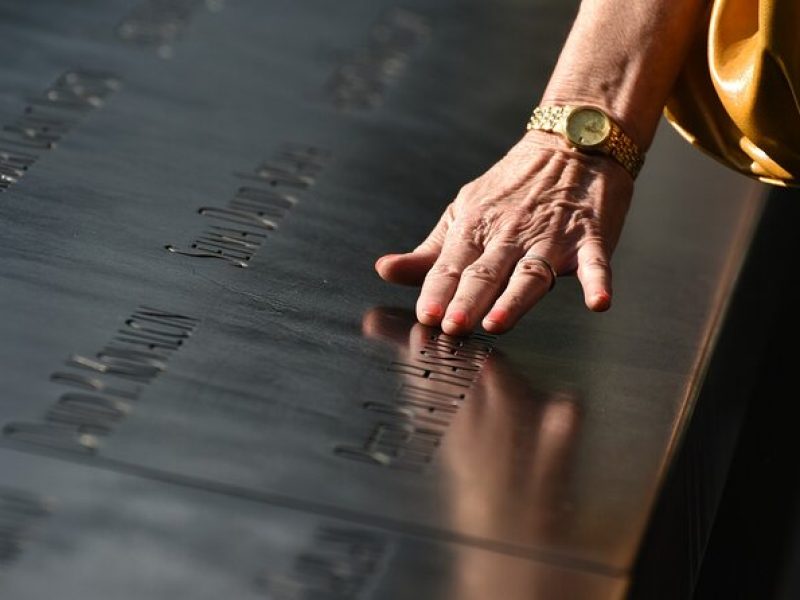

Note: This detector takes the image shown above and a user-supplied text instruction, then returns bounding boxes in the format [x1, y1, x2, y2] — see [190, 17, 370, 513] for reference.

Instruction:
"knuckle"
[458, 181, 477, 196]
[566, 207, 595, 225]
[582, 255, 610, 270]
[462, 262, 500, 284]
[448, 229, 484, 255]
[515, 261, 553, 285]
[491, 219, 527, 240]
[428, 262, 462, 280]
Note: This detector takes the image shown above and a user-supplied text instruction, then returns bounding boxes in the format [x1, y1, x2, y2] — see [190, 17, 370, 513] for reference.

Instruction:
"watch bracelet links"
[607, 126, 645, 179]
[526, 105, 644, 179]
[526, 105, 568, 133]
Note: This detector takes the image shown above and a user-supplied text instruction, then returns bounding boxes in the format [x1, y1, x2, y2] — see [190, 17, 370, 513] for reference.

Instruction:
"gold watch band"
[526, 105, 645, 179]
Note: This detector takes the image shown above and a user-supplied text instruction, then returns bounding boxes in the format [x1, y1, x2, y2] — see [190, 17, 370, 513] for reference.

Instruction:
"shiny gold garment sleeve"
[665, 0, 800, 187]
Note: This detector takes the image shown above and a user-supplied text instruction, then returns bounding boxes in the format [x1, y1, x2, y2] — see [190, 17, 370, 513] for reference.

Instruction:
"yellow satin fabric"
[665, 0, 800, 187]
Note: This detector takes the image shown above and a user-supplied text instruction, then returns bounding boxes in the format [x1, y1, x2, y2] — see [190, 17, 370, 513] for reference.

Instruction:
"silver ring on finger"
[517, 253, 558, 291]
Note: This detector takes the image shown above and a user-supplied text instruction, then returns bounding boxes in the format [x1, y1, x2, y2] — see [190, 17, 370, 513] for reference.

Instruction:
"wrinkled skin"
[375, 131, 634, 335]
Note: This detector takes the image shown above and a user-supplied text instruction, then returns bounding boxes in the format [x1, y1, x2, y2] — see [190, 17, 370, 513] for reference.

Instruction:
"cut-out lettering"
[168, 143, 327, 267]
[3, 306, 197, 454]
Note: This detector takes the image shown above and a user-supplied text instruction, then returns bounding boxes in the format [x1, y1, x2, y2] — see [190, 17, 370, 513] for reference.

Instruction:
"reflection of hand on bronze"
[361, 306, 433, 352]
[362, 306, 581, 541]
[444, 355, 581, 539]
[361, 307, 595, 598]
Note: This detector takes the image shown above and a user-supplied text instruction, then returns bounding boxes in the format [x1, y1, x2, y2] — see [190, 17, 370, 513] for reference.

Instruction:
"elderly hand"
[373, 0, 713, 335]
[374, 130, 634, 335]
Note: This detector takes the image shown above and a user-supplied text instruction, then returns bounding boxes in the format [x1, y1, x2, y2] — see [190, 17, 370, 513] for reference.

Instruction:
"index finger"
[415, 224, 482, 326]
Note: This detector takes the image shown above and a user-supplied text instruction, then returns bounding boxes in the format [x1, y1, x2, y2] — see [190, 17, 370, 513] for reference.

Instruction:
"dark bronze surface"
[0, 0, 766, 597]
[0, 451, 626, 600]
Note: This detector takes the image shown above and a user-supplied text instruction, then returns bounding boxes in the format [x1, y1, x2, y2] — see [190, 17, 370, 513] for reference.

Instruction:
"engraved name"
[0, 487, 49, 567]
[257, 527, 388, 599]
[335, 331, 496, 472]
[166, 143, 328, 267]
[327, 8, 430, 110]
[0, 70, 120, 193]
[3, 306, 199, 454]
[116, 0, 224, 58]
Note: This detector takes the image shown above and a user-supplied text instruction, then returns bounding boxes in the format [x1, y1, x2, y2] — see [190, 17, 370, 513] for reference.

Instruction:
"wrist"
[539, 89, 655, 152]
[518, 128, 638, 181]
[519, 128, 573, 152]
[522, 104, 645, 179]
[538, 0, 711, 153]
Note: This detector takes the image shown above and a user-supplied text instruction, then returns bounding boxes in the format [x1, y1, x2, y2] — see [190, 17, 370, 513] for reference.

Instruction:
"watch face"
[565, 107, 611, 148]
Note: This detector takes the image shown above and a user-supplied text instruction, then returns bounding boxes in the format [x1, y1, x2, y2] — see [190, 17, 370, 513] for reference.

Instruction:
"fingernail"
[485, 308, 508, 325]
[591, 293, 611, 310]
[375, 255, 392, 268]
[445, 309, 468, 326]
[423, 302, 444, 318]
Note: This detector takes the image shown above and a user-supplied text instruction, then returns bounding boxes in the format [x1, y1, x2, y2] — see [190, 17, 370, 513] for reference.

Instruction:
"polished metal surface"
[0, 0, 766, 598]
[0, 451, 626, 600]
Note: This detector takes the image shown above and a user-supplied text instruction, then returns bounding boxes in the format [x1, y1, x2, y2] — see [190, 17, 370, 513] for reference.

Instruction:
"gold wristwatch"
[526, 105, 645, 179]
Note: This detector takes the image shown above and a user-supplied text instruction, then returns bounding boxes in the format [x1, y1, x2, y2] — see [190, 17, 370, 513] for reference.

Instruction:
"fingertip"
[374, 254, 399, 279]
[416, 301, 444, 326]
[377, 252, 436, 286]
[441, 309, 470, 335]
[587, 292, 612, 312]
[481, 307, 509, 334]
[375, 254, 394, 270]
[481, 318, 507, 335]
[441, 321, 465, 336]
